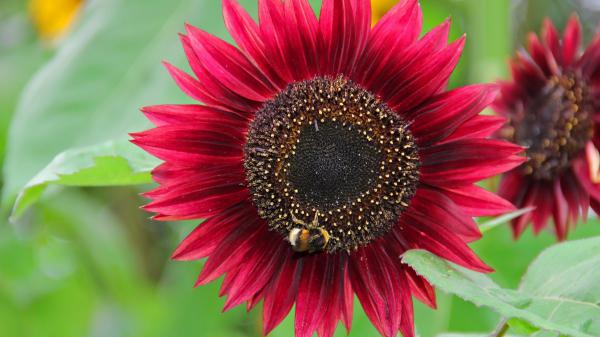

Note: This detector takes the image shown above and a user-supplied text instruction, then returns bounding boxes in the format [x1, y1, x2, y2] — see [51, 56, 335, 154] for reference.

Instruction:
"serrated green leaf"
[518, 237, 600, 336]
[11, 140, 158, 220]
[403, 245, 600, 337]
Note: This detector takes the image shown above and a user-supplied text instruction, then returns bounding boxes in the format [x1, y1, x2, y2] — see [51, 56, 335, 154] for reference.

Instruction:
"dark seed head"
[510, 72, 593, 180]
[244, 76, 419, 253]
[287, 121, 383, 207]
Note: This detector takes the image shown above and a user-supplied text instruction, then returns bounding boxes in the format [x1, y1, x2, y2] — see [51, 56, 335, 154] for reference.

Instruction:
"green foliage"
[2, 0, 255, 204]
[2, 189, 254, 337]
[508, 317, 542, 335]
[517, 237, 600, 335]
[11, 140, 156, 219]
[0, 8, 49, 182]
[478, 207, 535, 234]
[403, 236, 600, 337]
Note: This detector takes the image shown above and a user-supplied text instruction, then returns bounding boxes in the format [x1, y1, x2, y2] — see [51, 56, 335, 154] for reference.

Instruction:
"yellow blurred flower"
[371, 0, 397, 26]
[28, 0, 82, 40]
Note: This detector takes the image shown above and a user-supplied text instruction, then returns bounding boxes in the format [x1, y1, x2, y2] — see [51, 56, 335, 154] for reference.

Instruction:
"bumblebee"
[288, 211, 330, 253]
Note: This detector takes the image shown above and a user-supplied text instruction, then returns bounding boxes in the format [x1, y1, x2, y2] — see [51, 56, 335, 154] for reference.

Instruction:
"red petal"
[591, 198, 600, 215]
[573, 154, 600, 201]
[398, 269, 415, 337]
[340, 261, 354, 332]
[349, 0, 371, 72]
[131, 125, 244, 167]
[319, 0, 368, 75]
[141, 104, 248, 126]
[144, 185, 248, 221]
[510, 50, 547, 93]
[222, 0, 286, 88]
[258, 0, 294, 82]
[440, 184, 516, 216]
[531, 184, 553, 234]
[222, 236, 287, 311]
[527, 33, 553, 76]
[184, 24, 277, 101]
[316, 254, 347, 337]
[420, 139, 525, 186]
[560, 171, 588, 224]
[405, 267, 436, 309]
[164, 60, 259, 113]
[412, 187, 481, 242]
[353, 0, 422, 85]
[562, 14, 582, 67]
[510, 182, 539, 239]
[145, 164, 244, 199]
[295, 255, 332, 337]
[385, 37, 465, 112]
[410, 84, 498, 146]
[542, 18, 561, 65]
[498, 169, 529, 206]
[282, 0, 319, 79]
[396, 210, 493, 273]
[578, 33, 600, 76]
[441, 115, 506, 144]
[246, 286, 266, 312]
[350, 247, 408, 337]
[369, 0, 421, 53]
[163, 61, 212, 103]
[195, 218, 265, 285]
[552, 179, 569, 241]
[150, 162, 241, 186]
[171, 203, 252, 260]
[263, 255, 303, 335]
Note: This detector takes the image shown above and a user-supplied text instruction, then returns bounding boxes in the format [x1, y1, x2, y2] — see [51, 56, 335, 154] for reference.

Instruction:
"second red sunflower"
[496, 15, 600, 240]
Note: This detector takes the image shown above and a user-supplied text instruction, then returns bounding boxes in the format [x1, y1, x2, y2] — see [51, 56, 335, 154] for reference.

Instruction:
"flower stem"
[490, 318, 509, 337]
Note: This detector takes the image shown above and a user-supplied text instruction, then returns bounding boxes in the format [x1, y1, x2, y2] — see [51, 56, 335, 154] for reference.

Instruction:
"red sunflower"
[495, 15, 600, 241]
[132, 1, 523, 336]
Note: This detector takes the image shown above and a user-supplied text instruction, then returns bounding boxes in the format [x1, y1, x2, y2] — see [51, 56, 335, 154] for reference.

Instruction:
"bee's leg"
[311, 211, 320, 228]
[290, 211, 307, 226]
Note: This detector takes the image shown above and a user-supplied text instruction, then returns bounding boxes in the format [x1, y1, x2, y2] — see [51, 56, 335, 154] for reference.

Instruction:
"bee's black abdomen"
[308, 229, 328, 252]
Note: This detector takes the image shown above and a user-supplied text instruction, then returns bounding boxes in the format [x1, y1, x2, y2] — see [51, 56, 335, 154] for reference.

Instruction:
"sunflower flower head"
[495, 14, 600, 240]
[132, 1, 523, 337]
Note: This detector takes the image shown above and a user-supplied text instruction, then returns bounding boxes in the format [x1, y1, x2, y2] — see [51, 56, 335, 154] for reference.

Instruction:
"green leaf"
[2, 0, 258, 205]
[403, 242, 600, 337]
[478, 207, 535, 234]
[11, 140, 158, 220]
[518, 237, 600, 336]
[507, 317, 540, 334]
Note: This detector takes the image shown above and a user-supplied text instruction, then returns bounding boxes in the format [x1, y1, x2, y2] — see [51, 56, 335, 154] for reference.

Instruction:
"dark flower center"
[288, 121, 382, 207]
[244, 77, 420, 253]
[512, 73, 593, 180]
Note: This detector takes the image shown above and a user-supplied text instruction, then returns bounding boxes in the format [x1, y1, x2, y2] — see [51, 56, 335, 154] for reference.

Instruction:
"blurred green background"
[1, 0, 600, 336]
